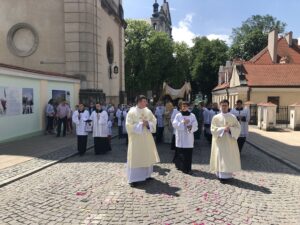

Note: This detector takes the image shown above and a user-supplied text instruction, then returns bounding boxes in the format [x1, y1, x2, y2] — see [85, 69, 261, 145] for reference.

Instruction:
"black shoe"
[129, 182, 138, 187]
[188, 171, 193, 175]
[219, 178, 229, 184]
[56, 135, 60, 137]
[146, 177, 154, 181]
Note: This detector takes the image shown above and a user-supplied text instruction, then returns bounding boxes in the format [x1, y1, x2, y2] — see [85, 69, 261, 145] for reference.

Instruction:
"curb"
[0, 135, 118, 188]
[246, 140, 300, 173]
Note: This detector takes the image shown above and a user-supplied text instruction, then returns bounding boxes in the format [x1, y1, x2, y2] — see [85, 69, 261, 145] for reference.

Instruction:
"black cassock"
[77, 135, 88, 155]
[174, 148, 193, 174]
[94, 137, 110, 155]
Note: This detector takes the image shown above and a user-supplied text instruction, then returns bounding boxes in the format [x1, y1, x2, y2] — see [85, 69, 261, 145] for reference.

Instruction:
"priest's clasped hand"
[183, 119, 190, 124]
[224, 126, 231, 133]
[143, 120, 149, 127]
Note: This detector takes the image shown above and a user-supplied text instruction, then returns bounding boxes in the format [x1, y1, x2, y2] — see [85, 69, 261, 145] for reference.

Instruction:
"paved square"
[0, 138, 299, 225]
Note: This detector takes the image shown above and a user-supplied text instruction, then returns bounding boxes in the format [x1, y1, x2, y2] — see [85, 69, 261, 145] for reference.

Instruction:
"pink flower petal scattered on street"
[76, 191, 87, 196]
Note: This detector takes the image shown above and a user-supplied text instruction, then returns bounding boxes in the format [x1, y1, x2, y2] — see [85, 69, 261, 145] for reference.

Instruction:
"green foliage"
[171, 42, 191, 88]
[125, 20, 153, 99]
[190, 37, 228, 100]
[125, 19, 190, 101]
[125, 19, 229, 102]
[229, 15, 286, 60]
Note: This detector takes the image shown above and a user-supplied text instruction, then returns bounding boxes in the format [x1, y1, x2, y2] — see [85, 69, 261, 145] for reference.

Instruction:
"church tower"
[150, 0, 172, 38]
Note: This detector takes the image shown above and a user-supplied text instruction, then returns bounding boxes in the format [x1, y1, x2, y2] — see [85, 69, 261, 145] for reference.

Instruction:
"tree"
[125, 20, 190, 102]
[190, 37, 228, 101]
[144, 31, 174, 97]
[229, 15, 286, 60]
[170, 42, 191, 88]
[125, 20, 153, 101]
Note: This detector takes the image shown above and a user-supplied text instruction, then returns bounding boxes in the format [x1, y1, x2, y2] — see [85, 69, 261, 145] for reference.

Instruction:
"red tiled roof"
[249, 47, 272, 64]
[277, 38, 300, 64]
[249, 37, 300, 64]
[243, 64, 300, 87]
[0, 63, 79, 80]
[212, 82, 229, 91]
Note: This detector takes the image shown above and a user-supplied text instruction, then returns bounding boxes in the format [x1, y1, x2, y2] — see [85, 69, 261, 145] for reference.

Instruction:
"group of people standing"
[45, 99, 73, 137]
[60, 94, 250, 186]
[72, 102, 113, 156]
[125, 96, 250, 186]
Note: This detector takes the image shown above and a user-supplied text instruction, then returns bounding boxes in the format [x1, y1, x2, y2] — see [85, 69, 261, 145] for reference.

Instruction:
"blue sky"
[123, 0, 300, 46]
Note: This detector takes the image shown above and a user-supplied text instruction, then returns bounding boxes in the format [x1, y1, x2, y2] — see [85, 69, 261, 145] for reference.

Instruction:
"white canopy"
[162, 82, 191, 100]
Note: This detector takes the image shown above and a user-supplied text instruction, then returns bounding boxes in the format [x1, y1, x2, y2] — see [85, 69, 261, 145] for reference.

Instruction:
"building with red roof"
[212, 30, 300, 109]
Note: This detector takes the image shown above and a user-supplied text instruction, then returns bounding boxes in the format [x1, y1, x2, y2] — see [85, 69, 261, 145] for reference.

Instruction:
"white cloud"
[206, 34, 231, 45]
[173, 14, 231, 47]
[170, 7, 176, 11]
[172, 13, 197, 47]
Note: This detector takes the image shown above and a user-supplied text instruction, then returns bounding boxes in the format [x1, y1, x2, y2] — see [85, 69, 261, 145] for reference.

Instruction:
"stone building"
[151, 0, 172, 38]
[0, 0, 126, 105]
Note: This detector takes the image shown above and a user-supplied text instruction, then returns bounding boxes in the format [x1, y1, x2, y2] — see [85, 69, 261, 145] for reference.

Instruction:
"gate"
[249, 104, 257, 125]
[276, 106, 290, 127]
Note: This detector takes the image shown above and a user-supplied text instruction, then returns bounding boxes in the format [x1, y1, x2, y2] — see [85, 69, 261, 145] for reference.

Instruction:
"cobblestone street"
[0, 138, 299, 225]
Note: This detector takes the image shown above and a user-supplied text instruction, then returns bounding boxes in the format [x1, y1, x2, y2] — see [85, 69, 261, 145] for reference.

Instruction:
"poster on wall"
[0, 87, 7, 116]
[0, 87, 34, 117]
[1, 87, 22, 116]
[52, 90, 66, 106]
[22, 88, 34, 114]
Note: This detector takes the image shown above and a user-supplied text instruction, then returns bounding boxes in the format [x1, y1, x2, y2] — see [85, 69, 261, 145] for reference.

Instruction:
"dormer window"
[279, 56, 289, 64]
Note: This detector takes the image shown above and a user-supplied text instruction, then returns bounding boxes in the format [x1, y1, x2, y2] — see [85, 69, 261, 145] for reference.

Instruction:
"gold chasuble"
[126, 107, 160, 168]
[210, 113, 241, 173]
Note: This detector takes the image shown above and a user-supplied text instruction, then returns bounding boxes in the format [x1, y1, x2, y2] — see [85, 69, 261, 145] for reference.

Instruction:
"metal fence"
[248, 105, 290, 127]
[249, 104, 258, 125]
[276, 106, 290, 126]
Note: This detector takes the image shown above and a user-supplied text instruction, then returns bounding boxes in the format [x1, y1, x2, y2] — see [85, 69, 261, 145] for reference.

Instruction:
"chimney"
[285, 31, 293, 46]
[225, 61, 232, 68]
[292, 38, 298, 46]
[218, 66, 225, 84]
[268, 30, 278, 63]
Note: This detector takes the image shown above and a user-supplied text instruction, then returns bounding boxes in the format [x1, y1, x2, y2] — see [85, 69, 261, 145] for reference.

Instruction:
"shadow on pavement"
[227, 178, 272, 194]
[134, 178, 181, 197]
[191, 169, 218, 180]
[154, 165, 171, 176]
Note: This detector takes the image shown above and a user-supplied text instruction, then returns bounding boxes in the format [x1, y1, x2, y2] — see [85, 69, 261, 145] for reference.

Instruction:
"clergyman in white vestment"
[126, 95, 160, 187]
[210, 99, 241, 183]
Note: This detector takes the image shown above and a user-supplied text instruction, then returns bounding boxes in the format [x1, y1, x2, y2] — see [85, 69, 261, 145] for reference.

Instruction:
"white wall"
[0, 68, 79, 142]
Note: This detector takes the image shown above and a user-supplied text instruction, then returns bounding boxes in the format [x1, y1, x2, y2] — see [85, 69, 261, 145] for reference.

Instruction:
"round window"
[7, 23, 39, 57]
[106, 38, 114, 64]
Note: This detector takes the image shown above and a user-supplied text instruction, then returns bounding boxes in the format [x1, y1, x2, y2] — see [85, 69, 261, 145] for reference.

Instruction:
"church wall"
[97, 6, 123, 104]
[0, 0, 65, 73]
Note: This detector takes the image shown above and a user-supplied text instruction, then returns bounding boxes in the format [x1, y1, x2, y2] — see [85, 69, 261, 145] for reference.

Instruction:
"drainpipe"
[225, 87, 229, 100]
[247, 87, 251, 101]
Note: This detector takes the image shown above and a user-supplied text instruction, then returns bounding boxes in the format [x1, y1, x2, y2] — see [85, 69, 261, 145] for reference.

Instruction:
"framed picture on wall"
[22, 88, 34, 114]
[52, 90, 66, 106]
